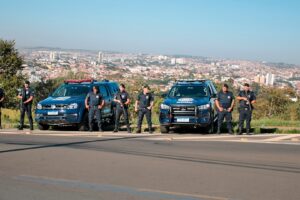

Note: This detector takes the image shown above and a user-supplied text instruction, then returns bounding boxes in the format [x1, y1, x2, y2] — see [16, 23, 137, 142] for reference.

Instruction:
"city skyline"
[1, 0, 299, 64]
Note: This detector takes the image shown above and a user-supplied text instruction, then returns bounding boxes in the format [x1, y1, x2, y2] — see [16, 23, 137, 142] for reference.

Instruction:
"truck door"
[99, 85, 112, 117]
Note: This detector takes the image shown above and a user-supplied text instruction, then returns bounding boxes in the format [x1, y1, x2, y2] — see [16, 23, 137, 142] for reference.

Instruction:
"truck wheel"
[78, 112, 89, 131]
[160, 125, 170, 133]
[38, 123, 49, 130]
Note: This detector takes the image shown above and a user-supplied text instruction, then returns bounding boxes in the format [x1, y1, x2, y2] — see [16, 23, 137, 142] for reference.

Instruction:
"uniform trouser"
[137, 108, 152, 130]
[115, 106, 130, 130]
[0, 107, 2, 127]
[20, 104, 33, 128]
[217, 110, 232, 131]
[239, 108, 252, 130]
[88, 107, 102, 130]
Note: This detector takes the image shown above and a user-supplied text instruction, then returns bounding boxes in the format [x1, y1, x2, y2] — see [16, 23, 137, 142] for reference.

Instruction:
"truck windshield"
[168, 85, 208, 98]
[52, 84, 90, 97]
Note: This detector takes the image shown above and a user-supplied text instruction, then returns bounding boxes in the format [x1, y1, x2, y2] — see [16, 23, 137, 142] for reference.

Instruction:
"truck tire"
[160, 125, 170, 133]
[38, 123, 49, 130]
[78, 112, 89, 131]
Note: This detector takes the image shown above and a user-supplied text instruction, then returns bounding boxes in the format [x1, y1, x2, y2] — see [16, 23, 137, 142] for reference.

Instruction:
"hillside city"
[20, 47, 300, 94]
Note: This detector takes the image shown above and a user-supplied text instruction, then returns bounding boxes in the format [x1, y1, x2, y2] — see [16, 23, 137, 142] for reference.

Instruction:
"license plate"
[47, 111, 58, 116]
[177, 118, 189, 122]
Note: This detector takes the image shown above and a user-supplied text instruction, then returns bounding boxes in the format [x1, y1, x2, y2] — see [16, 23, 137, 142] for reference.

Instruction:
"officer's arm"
[24, 96, 33, 104]
[0, 94, 4, 102]
[215, 99, 222, 110]
[149, 100, 154, 110]
[100, 99, 105, 107]
[230, 99, 235, 109]
[251, 93, 256, 104]
[135, 100, 139, 111]
[85, 94, 90, 108]
[113, 95, 120, 103]
[125, 98, 130, 105]
[236, 93, 247, 101]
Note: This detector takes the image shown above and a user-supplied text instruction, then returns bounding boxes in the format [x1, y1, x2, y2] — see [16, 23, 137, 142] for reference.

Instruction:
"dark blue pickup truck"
[35, 79, 119, 130]
[159, 79, 218, 133]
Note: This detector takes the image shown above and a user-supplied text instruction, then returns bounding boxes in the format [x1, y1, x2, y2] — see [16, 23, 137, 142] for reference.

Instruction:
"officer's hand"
[135, 108, 138, 112]
[219, 107, 224, 112]
[147, 106, 152, 110]
[227, 108, 232, 112]
[98, 105, 102, 109]
[85, 105, 89, 110]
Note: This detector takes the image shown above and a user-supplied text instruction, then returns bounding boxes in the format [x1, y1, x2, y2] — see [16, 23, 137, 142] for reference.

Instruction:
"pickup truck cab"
[159, 79, 217, 133]
[35, 79, 119, 131]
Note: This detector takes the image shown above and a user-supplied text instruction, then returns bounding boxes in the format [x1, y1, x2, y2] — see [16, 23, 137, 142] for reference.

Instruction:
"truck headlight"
[37, 103, 42, 110]
[160, 104, 170, 110]
[68, 103, 78, 109]
[198, 104, 210, 110]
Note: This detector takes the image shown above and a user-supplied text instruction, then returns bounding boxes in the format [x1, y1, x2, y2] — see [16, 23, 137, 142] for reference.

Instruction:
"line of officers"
[0, 81, 256, 135]
[84, 84, 154, 133]
[84, 82, 256, 135]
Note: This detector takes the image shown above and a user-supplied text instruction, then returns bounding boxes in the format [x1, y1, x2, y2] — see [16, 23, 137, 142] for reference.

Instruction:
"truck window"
[169, 85, 208, 98]
[52, 84, 90, 97]
[99, 85, 108, 97]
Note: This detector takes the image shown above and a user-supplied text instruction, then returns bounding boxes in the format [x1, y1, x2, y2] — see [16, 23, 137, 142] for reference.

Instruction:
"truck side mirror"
[161, 93, 167, 98]
[211, 93, 217, 98]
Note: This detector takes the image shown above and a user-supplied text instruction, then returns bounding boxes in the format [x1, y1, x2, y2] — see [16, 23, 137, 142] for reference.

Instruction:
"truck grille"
[171, 106, 196, 116]
[42, 104, 69, 110]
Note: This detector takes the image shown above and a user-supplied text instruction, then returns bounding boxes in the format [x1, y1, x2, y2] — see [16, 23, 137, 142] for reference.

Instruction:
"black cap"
[120, 84, 125, 88]
[143, 85, 150, 90]
[25, 80, 30, 85]
[223, 83, 229, 88]
[244, 83, 250, 87]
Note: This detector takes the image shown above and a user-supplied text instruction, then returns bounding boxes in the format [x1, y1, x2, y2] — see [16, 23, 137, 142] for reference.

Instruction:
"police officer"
[113, 84, 131, 133]
[237, 83, 256, 135]
[215, 84, 235, 134]
[85, 85, 104, 132]
[18, 81, 34, 130]
[135, 85, 154, 134]
[0, 86, 5, 129]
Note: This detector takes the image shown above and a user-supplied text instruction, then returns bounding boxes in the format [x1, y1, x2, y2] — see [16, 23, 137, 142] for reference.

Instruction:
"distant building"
[49, 51, 57, 61]
[98, 52, 103, 64]
[266, 73, 275, 86]
[171, 58, 176, 65]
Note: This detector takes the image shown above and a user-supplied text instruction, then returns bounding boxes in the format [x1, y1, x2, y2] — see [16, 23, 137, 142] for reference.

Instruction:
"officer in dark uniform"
[18, 81, 34, 130]
[113, 84, 131, 133]
[85, 85, 104, 132]
[0, 87, 5, 129]
[237, 83, 256, 135]
[135, 85, 154, 134]
[215, 84, 235, 134]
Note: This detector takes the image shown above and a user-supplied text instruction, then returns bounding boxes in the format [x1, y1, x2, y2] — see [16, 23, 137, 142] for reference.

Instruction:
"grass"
[1, 108, 300, 133]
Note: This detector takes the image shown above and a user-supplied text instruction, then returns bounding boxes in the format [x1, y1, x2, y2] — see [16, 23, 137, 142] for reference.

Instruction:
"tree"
[0, 39, 25, 108]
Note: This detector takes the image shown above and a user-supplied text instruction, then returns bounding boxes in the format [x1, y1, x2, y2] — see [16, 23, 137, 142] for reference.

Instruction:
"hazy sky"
[1, 0, 299, 64]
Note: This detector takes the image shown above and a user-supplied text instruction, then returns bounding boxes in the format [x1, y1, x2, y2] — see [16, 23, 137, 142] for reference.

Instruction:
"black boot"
[136, 128, 141, 134]
[246, 129, 251, 135]
[238, 127, 242, 135]
[148, 127, 153, 134]
[0, 111, 2, 129]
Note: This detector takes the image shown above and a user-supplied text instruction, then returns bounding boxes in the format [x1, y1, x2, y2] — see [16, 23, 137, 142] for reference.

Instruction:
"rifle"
[244, 91, 252, 112]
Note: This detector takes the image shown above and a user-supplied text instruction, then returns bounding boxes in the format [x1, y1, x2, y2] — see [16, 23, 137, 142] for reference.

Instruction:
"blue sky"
[0, 0, 299, 64]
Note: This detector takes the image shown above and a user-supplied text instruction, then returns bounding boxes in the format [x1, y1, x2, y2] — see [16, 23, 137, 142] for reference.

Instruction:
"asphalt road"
[0, 131, 300, 200]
